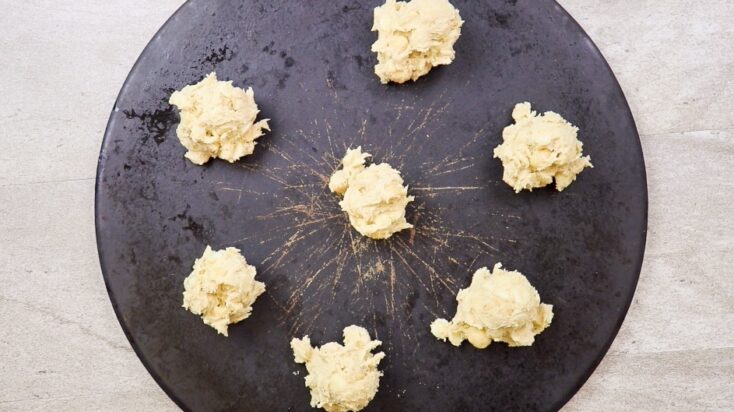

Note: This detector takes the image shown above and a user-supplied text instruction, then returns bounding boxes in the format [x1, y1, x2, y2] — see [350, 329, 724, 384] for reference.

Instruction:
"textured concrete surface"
[0, 0, 732, 411]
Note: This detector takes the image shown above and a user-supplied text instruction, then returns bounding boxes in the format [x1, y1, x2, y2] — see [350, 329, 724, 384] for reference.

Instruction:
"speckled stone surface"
[94, 0, 646, 410]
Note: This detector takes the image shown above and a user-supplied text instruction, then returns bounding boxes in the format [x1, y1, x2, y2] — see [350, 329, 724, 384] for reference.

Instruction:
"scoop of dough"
[493, 102, 592, 192]
[328, 147, 372, 195]
[291, 325, 385, 412]
[169, 72, 270, 165]
[329, 147, 414, 240]
[371, 0, 463, 84]
[431, 263, 553, 348]
[182, 246, 265, 336]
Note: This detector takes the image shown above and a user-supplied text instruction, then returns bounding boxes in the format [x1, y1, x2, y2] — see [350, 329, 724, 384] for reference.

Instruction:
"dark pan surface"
[96, 0, 647, 410]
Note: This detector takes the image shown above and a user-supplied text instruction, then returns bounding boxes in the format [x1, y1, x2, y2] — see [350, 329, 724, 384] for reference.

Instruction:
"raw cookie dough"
[493, 102, 592, 192]
[291, 325, 385, 412]
[182, 246, 265, 336]
[371, 0, 463, 84]
[328, 147, 372, 195]
[329, 147, 414, 239]
[431, 263, 553, 348]
[169, 72, 270, 165]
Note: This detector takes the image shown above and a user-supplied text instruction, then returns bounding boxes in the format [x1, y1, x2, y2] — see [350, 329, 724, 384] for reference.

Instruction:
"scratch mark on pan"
[412, 186, 483, 191]
[223, 90, 516, 350]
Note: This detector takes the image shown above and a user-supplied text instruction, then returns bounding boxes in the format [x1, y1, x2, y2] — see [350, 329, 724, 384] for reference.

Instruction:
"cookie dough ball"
[494, 102, 592, 192]
[291, 325, 385, 412]
[431, 263, 553, 348]
[328, 147, 372, 195]
[169, 72, 270, 165]
[330, 147, 414, 240]
[182, 246, 265, 336]
[371, 0, 463, 84]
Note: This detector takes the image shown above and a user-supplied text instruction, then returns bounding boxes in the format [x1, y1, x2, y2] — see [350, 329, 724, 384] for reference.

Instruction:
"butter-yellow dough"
[328, 147, 372, 195]
[169, 72, 270, 165]
[494, 102, 592, 192]
[329, 147, 414, 239]
[182, 246, 265, 336]
[291, 325, 385, 412]
[431, 263, 553, 348]
[371, 0, 463, 84]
